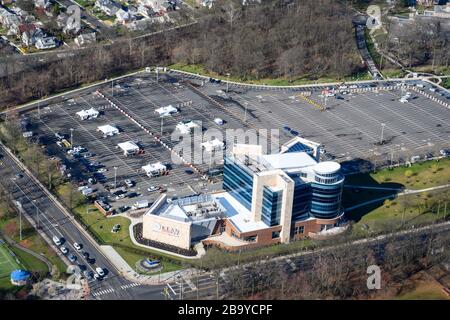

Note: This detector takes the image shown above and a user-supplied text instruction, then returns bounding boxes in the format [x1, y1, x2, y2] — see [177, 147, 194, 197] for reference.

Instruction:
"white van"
[53, 236, 62, 246]
[399, 97, 408, 103]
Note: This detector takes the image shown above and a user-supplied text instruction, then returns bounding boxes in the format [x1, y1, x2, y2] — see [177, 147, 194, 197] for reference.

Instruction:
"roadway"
[0, 143, 165, 300]
[163, 220, 450, 300]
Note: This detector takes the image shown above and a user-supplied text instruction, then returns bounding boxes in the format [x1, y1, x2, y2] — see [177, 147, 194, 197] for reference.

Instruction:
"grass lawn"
[0, 241, 21, 280]
[0, 216, 66, 273]
[345, 158, 450, 190]
[395, 282, 449, 300]
[169, 63, 372, 86]
[10, 246, 48, 274]
[74, 205, 184, 273]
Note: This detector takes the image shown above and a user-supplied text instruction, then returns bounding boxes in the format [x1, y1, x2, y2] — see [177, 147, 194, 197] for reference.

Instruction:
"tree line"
[0, 0, 363, 108]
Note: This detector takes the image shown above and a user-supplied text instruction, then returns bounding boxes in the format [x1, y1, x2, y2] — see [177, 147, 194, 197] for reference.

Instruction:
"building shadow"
[341, 158, 405, 223]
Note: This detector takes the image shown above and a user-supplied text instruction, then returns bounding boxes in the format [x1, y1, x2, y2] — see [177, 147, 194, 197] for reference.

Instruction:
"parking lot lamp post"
[114, 167, 118, 189]
[70, 128, 74, 148]
[244, 102, 248, 122]
[380, 123, 385, 145]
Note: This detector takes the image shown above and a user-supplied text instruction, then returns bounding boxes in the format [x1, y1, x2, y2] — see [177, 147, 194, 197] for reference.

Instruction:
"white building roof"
[176, 121, 198, 134]
[261, 152, 317, 170]
[118, 141, 139, 152]
[213, 192, 268, 233]
[313, 161, 341, 175]
[97, 124, 119, 135]
[142, 162, 166, 173]
[201, 138, 224, 152]
[155, 105, 178, 116]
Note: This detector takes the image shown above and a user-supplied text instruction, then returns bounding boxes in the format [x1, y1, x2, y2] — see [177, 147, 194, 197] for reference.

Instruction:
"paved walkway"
[346, 183, 450, 211]
[0, 231, 53, 272]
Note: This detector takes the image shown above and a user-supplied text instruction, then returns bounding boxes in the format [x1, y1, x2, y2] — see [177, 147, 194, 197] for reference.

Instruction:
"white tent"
[142, 162, 167, 177]
[155, 105, 178, 117]
[118, 141, 140, 156]
[97, 124, 119, 137]
[76, 108, 99, 120]
[175, 121, 199, 134]
[201, 138, 225, 152]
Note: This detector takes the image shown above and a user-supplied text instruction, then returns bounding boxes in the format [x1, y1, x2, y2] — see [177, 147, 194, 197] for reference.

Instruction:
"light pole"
[380, 123, 385, 145]
[244, 102, 248, 122]
[226, 73, 230, 92]
[112, 79, 114, 97]
[114, 167, 118, 189]
[38, 101, 40, 119]
[70, 128, 74, 148]
[34, 199, 40, 229]
[156, 68, 159, 83]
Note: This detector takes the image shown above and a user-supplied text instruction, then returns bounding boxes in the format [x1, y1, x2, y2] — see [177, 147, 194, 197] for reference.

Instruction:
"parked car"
[68, 254, 77, 263]
[147, 185, 158, 193]
[73, 242, 82, 251]
[83, 270, 94, 281]
[124, 179, 134, 188]
[53, 236, 62, 246]
[60, 246, 68, 254]
[97, 168, 107, 173]
[127, 192, 138, 198]
[96, 267, 105, 277]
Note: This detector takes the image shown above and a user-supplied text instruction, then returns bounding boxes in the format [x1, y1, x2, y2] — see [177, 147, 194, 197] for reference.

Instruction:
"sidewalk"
[100, 245, 197, 285]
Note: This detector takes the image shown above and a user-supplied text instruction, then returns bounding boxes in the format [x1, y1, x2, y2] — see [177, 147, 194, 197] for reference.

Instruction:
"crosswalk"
[120, 282, 141, 290]
[92, 287, 115, 297]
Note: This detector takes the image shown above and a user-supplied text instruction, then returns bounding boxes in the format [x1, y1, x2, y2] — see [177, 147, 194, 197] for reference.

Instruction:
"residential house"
[34, 0, 51, 9]
[115, 8, 131, 24]
[20, 24, 45, 47]
[95, 0, 121, 16]
[0, 6, 21, 35]
[35, 36, 57, 49]
[74, 32, 96, 47]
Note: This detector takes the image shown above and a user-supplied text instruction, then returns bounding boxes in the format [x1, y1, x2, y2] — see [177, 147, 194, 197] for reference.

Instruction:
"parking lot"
[22, 71, 450, 212]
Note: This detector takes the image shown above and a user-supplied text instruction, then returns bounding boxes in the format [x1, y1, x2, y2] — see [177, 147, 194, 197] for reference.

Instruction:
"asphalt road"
[0, 143, 165, 300]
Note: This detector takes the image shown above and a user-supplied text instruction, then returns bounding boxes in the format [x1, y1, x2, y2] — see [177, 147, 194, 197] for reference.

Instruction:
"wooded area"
[0, 0, 362, 108]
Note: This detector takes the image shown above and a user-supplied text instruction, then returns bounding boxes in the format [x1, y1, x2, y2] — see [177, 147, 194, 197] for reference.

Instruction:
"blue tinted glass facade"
[223, 157, 253, 210]
[261, 188, 283, 226]
[310, 172, 344, 219]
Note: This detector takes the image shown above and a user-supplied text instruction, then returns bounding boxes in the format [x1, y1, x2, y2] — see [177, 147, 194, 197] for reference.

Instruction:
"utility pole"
[19, 205, 22, 241]
[226, 73, 230, 92]
[70, 128, 74, 148]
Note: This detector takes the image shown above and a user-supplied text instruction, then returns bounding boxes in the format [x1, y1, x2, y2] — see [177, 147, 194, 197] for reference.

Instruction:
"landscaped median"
[169, 63, 373, 86]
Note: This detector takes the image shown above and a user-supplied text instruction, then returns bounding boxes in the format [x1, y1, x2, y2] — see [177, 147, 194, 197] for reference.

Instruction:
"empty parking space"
[22, 72, 450, 211]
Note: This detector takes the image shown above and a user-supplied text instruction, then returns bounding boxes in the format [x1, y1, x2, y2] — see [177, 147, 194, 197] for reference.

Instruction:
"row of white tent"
[76, 108, 99, 120]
